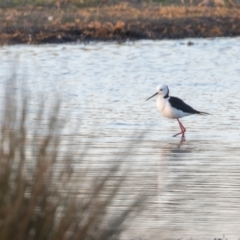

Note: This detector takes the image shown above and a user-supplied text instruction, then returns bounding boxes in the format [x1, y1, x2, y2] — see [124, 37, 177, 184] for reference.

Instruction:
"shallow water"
[1, 38, 240, 239]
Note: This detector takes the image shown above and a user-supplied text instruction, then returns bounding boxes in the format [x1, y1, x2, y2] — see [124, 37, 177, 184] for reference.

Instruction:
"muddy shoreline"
[1, 5, 240, 44]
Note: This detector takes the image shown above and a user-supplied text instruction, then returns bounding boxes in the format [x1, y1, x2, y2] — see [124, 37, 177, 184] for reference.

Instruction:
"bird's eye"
[160, 89, 162, 91]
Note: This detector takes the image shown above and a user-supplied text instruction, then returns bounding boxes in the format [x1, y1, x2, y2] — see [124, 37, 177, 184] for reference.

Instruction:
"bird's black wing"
[169, 96, 200, 114]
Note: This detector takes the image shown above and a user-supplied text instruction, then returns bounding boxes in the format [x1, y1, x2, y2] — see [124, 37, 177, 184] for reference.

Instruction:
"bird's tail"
[199, 111, 210, 115]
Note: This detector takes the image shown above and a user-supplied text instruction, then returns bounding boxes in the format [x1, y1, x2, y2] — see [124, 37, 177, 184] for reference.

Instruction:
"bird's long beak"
[146, 92, 158, 101]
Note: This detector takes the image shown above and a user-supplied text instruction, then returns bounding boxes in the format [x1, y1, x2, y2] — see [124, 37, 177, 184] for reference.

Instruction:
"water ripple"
[1, 38, 240, 239]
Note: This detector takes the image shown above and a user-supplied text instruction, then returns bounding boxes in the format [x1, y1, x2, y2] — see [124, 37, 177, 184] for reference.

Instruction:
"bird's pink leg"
[173, 119, 186, 137]
[178, 119, 186, 133]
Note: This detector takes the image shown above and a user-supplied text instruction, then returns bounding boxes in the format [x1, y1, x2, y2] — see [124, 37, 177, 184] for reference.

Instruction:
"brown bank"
[1, 3, 240, 44]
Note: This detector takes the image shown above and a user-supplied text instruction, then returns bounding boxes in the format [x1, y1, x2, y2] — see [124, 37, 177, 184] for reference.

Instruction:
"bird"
[146, 84, 209, 138]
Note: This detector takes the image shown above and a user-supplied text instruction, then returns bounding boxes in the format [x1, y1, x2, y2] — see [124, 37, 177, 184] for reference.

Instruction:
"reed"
[0, 80, 146, 240]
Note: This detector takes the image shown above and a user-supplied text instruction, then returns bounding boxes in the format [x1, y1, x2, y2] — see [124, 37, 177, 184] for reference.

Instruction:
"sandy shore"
[1, 4, 240, 44]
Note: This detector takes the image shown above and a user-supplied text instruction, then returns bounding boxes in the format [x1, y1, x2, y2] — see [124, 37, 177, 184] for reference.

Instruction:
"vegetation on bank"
[0, 0, 189, 8]
[0, 0, 239, 8]
[0, 0, 240, 43]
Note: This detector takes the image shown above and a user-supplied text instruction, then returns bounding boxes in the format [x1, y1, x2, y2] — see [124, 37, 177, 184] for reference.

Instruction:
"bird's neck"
[158, 95, 169, 103]
[163, 93, 169, 99]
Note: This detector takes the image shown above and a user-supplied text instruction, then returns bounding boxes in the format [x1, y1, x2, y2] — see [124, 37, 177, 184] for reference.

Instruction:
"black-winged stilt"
[147, 84, 209, 138]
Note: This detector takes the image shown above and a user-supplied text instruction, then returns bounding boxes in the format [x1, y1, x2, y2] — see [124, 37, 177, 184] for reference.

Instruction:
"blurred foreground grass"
[0, 80, 146, 240]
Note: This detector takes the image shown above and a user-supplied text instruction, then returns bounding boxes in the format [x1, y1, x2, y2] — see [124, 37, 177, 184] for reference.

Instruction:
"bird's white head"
[156, 84, 169, 97]
[146, 84, 169, 101]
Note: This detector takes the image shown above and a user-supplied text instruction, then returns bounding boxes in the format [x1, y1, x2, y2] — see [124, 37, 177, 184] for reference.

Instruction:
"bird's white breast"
[156, 97, 191, 119]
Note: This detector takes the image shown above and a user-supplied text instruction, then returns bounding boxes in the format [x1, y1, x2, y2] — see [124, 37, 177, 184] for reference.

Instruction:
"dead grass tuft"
[0, 78, 146, 240]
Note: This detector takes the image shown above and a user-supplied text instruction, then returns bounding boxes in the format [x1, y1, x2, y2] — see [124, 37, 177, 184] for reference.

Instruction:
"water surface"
[0, 38, 240, 239]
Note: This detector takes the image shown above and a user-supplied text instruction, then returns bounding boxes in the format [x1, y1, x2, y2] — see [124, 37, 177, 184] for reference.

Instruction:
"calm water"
[1, 38, 240, 239]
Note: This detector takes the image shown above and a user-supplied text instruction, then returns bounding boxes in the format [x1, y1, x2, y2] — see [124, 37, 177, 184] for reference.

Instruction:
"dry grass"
[0, 0, 239, 8]
[1, 3, 240, 32]
[1, 1, 240, 43]
[0, 0, 170, 8]
[83, 3, 240, 19]
[1, 3, 240, 23]
[0, 79, 146, 240]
